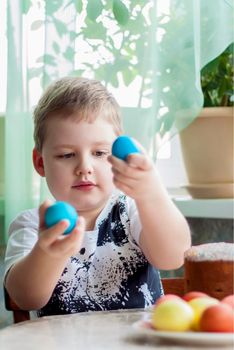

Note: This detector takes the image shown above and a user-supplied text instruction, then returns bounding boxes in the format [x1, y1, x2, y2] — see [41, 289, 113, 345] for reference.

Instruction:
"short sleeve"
[4, 208, 39, 278]
[127, 197, 142, 245]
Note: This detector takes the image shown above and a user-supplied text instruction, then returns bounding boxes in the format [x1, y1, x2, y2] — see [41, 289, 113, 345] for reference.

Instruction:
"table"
[0, 309, 233, 350]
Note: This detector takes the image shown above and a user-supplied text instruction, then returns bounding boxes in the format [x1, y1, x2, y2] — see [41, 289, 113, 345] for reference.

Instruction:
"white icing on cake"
[184, 242, 234, 261]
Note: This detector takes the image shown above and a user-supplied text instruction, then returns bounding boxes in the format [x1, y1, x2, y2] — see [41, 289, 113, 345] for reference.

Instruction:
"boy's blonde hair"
[33, 77, 123, 151]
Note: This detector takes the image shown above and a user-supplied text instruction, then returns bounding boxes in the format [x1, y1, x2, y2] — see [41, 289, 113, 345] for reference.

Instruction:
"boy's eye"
[57, 153, 75, 159]
[94, 151, 109, 157]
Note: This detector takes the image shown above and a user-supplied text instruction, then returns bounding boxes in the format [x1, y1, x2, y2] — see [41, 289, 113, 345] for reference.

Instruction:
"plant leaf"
[63, 47, 75, 61]
[86, 0, 103, 21]
[83, 19, 106, 39]
[122, 67, 136, 86]
[46, 0, 64, 16]
[31, 20, 44, 31]
[110, 73, 119, 88]
[27, 67, 43, 79]
[70, 31, 78, 40]
[54, 18, 67, 36]
[52, 41, 60, 54]
[37, 54, 57, 66]
[75, 0, 83, 13]
[22, 0, 32, 14]
[112, 0, 129, 26]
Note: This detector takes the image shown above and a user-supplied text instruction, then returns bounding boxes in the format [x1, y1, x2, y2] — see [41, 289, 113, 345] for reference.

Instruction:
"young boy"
[4, 77, 191, 316]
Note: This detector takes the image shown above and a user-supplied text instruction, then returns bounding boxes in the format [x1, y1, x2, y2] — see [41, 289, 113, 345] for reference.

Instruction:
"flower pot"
[179, 107, 234, 198]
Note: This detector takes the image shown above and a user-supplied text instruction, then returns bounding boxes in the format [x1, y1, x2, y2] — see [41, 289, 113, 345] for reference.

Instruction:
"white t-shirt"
[5, 191, 163, 316]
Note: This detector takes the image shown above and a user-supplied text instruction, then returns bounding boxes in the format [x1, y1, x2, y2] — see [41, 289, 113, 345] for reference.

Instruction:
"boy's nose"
[74, 157, 93, 176]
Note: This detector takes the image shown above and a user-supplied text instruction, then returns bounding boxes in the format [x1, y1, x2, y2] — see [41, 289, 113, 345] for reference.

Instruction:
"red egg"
[200, 303, 234, 333]
[221, 295, 234, 309]
[154, 294, 182, 307]
[183, 291, 208, 302]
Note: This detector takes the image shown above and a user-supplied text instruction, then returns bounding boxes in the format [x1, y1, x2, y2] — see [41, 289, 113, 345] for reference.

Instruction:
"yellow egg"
[152, 299, 194, 332]
[188, 297, 219, 331]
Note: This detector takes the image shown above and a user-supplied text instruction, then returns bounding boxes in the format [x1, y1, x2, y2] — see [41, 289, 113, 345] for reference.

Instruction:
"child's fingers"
[39, 219, 70, 245]
[108, 155, 136, 175]
[57, 227, 84, 254]
[109, 152, 152, 170]
[109, 153, 152, 179]
[39, 199, 54, 229]
[48, 217, 85, 254]
[111, 164, 138, 181]
[75, 216, 85, 231]
[131, 138, 147, 154]
[112, 168, 139, 185]
[127, 154, 152, 170]
[113, 176, 146, 199]
[112, 176, 132, 194]
[40, 216, 85, 245]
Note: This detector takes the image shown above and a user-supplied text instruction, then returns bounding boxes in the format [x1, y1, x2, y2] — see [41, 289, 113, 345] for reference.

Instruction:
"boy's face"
[33, 115, 117, 219]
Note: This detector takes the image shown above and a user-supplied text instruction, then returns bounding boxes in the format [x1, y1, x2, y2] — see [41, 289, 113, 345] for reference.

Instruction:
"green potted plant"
[179, 43, 234, 198]
[201, 43, 233, 107]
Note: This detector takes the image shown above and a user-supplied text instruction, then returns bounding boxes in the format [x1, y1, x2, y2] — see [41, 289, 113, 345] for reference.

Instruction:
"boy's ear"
[32, 148, 45, 177]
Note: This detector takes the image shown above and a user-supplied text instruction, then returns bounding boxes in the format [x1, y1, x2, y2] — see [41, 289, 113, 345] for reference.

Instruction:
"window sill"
[172, 195, 233, 219]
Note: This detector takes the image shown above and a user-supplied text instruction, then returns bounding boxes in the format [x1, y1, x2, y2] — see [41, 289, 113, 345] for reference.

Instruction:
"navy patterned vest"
[38, 194, 163, 316]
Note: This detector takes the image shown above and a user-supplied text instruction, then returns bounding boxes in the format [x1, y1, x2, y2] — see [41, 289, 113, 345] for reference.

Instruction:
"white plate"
[132, 319, 234, 346]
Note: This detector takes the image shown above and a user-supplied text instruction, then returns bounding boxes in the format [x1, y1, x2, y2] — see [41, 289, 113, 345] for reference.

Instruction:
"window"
[1, 0, 185, 191]
[156, 134, 187, 192]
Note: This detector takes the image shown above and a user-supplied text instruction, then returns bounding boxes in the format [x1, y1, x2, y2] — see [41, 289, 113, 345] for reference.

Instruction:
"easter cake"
[184, 242, 234, 300]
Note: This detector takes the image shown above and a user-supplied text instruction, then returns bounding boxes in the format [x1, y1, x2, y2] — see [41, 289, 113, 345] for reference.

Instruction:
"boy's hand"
[36, 200, 85, 259]
[108, 149, 159, 201]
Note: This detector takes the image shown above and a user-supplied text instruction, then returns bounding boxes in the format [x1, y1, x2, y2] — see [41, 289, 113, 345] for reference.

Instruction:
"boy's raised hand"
[37, 200, 85, 259]
[108, 149, 159, 201]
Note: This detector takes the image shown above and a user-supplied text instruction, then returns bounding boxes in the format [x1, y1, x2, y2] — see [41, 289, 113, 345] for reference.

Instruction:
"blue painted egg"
[112, 135, 140, 161]
[45, 201, 78, 235]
